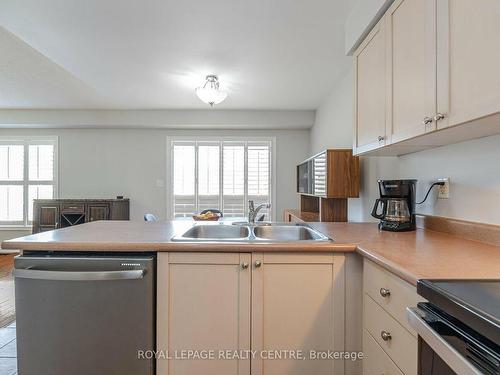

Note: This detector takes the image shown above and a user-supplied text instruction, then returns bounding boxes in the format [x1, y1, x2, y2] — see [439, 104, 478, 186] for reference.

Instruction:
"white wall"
[0, 109, 315, 130]
[310, 68, 354, 151]
[310, 66, 399, 222]
[0, 127, 309, 243]
[399, 135, 500, 225]
[345, 0, 394, 54]
[311, 66, 500, 225]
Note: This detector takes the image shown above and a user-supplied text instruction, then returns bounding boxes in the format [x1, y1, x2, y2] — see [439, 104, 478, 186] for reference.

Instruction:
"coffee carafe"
[371, 180, 417, 231]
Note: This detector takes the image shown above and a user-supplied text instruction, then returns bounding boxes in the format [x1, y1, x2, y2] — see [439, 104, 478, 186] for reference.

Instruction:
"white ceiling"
[0, 0, 351, 110]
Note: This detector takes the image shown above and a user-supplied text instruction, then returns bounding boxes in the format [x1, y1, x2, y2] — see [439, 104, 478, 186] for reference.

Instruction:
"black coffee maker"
[371, 179, 417, 232]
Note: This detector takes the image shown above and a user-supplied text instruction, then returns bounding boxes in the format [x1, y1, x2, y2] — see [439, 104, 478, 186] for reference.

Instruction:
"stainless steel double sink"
[172, 223, 330, 242]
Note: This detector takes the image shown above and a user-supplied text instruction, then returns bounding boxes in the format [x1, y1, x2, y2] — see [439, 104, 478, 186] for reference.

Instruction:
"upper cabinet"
[437, 0, 500, 130]
[354, 0, 500, 156]
[354, 19, 387, 153]
[386, 0, 437, 143]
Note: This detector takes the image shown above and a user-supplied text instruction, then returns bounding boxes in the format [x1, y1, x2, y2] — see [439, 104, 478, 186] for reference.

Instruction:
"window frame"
[166, 136, 276, 220]
[0, 136, 59, 229]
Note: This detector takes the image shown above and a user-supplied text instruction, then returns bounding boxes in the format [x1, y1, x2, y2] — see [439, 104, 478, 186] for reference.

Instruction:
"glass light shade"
[195, 86, 228, 106]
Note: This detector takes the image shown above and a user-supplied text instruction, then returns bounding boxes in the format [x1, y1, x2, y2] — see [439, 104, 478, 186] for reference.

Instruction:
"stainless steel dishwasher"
[14, 252, 155, 375]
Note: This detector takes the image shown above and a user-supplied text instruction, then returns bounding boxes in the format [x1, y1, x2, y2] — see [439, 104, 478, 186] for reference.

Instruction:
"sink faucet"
[248, 200, 271, 223]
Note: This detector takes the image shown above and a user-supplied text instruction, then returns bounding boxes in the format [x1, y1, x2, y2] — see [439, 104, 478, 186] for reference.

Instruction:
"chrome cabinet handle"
[434, 113, 446, 122]
[241, 262, 249, 269]
[381, 331, 392, 341]
[254, 260, 262, 268]
[377, 135, 385, 142]
[423, 117, 434, 125]
[380, 288, 391, 298]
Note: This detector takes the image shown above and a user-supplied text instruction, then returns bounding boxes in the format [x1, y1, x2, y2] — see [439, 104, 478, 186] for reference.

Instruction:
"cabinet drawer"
[364, 259, 423, 334]
[61, 203, 85, 213]
[364, 294, 417, 375]
[363, 329, 403, 375]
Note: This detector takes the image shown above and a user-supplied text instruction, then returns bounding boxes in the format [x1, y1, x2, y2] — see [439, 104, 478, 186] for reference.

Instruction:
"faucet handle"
[248, 200, 255, 210]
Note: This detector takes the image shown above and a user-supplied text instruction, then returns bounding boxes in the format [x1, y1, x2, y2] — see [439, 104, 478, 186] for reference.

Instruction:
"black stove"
[407, 279, 500, 375]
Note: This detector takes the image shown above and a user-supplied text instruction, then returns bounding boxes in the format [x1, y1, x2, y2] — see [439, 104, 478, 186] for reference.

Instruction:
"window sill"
[0, 226, 32, 231]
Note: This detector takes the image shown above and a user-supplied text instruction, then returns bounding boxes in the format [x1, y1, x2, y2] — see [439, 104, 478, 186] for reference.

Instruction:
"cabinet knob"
[241, 262, 249, 270]
[377, 135, 385, 142]
[422, 117, 434, 125]
[381, 331, 392, 341]
[254, 260, 262, 268]
[433, 113, 446, 122]
[379, 287, 391, 298]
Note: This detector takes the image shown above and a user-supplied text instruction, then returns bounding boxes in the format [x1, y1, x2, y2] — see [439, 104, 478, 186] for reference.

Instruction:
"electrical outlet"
[437, 178, 450, 199]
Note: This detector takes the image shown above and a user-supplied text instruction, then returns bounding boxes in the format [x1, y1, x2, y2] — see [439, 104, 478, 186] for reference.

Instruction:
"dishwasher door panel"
[14, 255, 154, 375]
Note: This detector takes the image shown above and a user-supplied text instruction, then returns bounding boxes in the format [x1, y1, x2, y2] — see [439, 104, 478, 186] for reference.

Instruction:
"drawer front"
[363, 329, 404, 375]
[364, 259, 423, 334]
[364, 294, 417, 375]
[61, 203, 85, 213]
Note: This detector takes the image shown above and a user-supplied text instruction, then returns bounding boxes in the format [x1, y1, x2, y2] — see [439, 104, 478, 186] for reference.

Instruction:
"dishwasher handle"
[13, 268, 145, 281]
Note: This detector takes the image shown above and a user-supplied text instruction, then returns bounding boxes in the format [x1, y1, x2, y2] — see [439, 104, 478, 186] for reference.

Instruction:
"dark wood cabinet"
[32, 199, 129, 234]
[88, 205, 109, 222]
[294, 149, 360, 222]
[296, 149, 359, 198]
[38, 205, 59, 232]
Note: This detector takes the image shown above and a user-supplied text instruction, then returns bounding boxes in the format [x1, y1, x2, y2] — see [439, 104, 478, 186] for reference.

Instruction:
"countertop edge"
[355, 245, 419, 286]
[1, 241, 358, 253]
[1, 240, 418, 285]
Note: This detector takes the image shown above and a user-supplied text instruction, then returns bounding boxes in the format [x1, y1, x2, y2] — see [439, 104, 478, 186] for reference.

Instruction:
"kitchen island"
[3, 220, 500, 375]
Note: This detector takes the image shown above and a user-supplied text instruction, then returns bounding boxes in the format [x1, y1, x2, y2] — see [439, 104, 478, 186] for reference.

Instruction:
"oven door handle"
[406, 307, 483, 375]
[13, 268, 145, 281]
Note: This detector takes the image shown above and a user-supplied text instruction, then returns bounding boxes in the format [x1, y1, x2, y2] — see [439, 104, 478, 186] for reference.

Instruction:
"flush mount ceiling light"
[195, 75, 228, 106]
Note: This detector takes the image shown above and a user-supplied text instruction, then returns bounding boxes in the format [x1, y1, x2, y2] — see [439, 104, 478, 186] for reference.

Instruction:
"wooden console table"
[32, 198, 129, 234]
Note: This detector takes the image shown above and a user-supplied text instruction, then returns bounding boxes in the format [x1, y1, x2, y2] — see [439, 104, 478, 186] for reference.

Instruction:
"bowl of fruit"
[192, 210, 222, 221]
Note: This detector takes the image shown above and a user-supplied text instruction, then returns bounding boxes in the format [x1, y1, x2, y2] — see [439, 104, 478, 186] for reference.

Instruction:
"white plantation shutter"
[172, 144, 196, 217]
[29, 145, 54, 181]
[313, 151, 327, 197]
[222, 143, 245, 217]
[247, 142, 271, 220]
[198, 143, 220, 213]
[0, 185, 24, 222]
[0, 145, 24, 181]
[169, 138, 273, 219]
[0, 138, 57, 226]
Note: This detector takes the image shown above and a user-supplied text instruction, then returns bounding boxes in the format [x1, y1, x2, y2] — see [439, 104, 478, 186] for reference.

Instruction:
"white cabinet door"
[354, 19, 388, 154]
[386, 0, 437, 143]
[251, 253, 345, 375]
[437, 0, 500, 129]
[157, 253, 251, 375]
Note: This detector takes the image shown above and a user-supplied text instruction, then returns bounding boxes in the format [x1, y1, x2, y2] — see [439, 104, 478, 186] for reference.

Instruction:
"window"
[168, 138, 274, 220]
[0, 137, 58, 226]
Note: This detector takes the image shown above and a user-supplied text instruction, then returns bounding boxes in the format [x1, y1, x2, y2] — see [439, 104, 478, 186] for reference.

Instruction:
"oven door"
[407, 306, 499, 375]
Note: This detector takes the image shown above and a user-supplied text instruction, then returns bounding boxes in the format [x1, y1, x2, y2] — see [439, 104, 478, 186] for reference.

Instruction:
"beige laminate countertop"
[2, 220, 500, 286]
